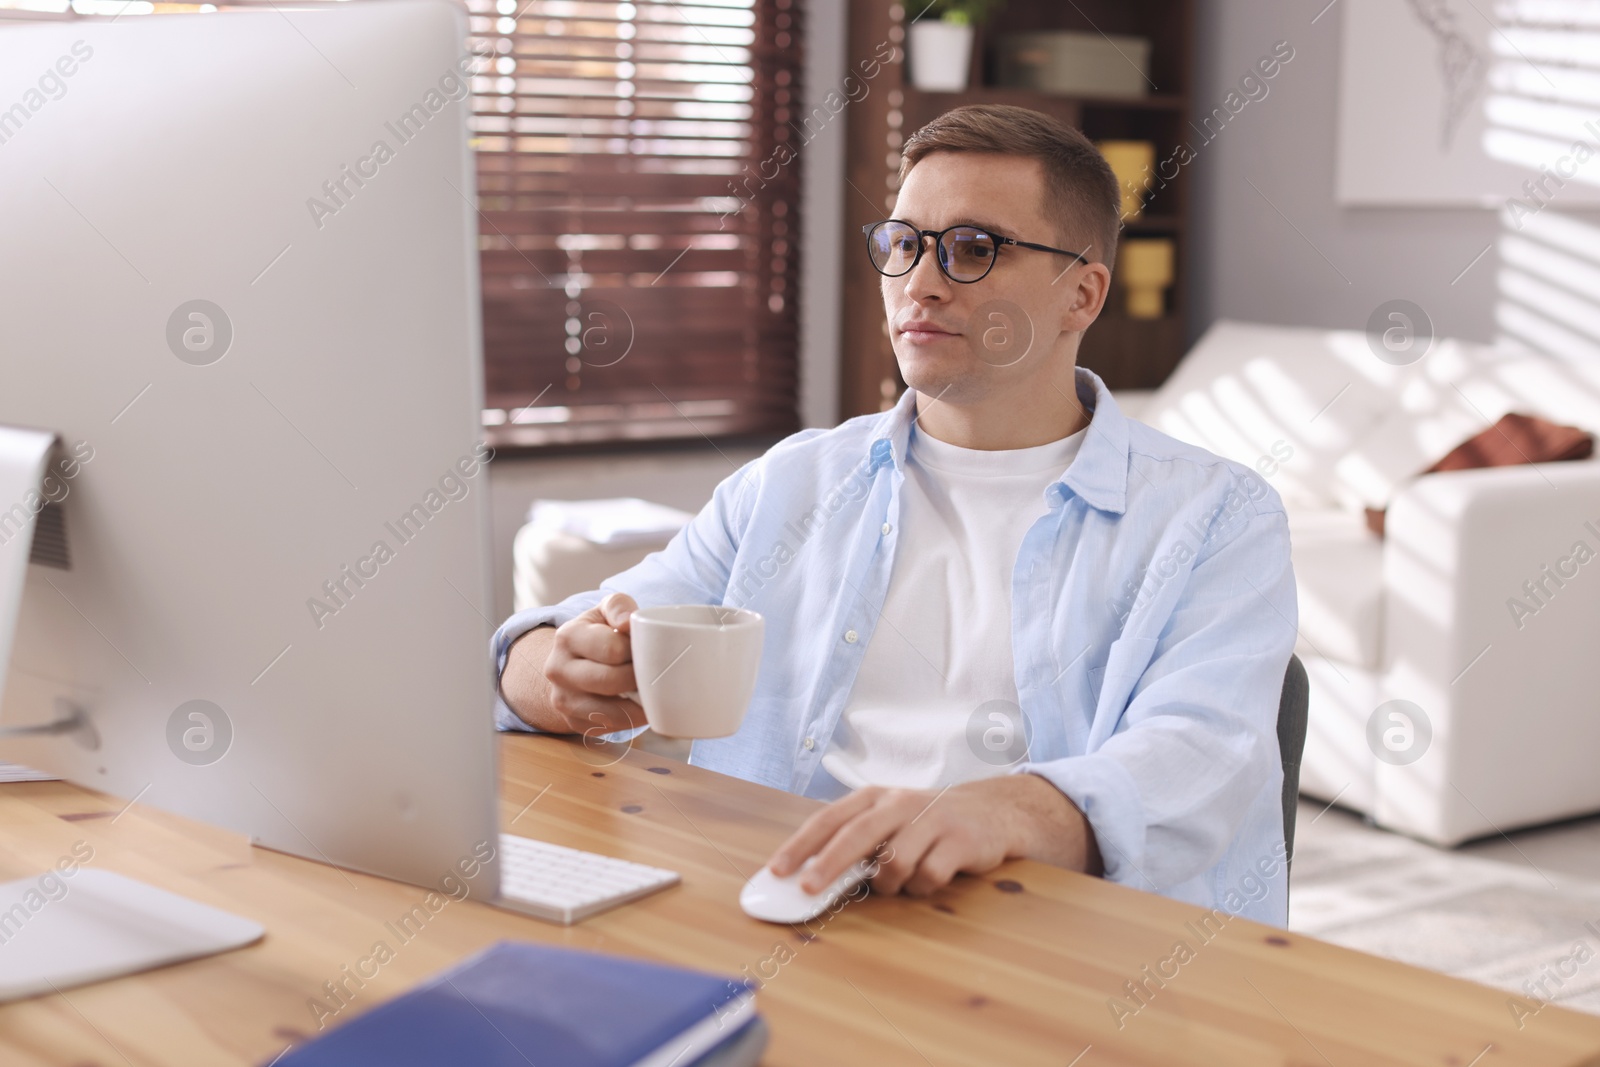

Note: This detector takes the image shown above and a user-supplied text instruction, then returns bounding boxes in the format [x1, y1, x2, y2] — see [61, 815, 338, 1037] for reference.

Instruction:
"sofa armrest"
[1378, 459, 1600, 842]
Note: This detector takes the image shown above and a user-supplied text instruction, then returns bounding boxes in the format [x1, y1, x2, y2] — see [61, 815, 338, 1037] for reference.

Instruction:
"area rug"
[1289, 803, 1600, 1018]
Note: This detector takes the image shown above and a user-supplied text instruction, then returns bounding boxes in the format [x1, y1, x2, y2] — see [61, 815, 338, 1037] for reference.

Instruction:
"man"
[495, 105, 1297, 924]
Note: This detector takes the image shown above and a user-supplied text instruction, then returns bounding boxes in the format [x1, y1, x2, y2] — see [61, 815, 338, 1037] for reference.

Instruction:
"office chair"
[1277, 653, 1310, 868]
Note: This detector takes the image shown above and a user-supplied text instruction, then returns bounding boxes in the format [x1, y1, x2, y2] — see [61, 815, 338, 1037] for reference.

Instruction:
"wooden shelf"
[1077, 314, 1187, 391]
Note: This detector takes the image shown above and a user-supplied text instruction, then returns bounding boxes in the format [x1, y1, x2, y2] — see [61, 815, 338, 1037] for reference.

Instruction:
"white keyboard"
[496, 834, 680, 925]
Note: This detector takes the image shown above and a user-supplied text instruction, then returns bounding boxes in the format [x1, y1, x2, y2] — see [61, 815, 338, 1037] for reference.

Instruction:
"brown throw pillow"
[1364, 412, 1594, 537]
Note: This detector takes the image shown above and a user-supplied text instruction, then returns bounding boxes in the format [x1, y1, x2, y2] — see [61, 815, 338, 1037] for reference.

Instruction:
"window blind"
[473, 0, 803, 446]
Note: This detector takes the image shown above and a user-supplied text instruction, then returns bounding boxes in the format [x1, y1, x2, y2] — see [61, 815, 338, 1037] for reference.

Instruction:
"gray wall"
[1188, 0, 1598, 346]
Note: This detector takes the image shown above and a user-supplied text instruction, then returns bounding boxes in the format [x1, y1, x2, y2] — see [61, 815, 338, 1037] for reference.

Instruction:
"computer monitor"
[0, 1, 504, 893]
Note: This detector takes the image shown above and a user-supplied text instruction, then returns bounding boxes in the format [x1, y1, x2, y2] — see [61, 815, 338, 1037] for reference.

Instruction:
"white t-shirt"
[816, 420, 1087, 795]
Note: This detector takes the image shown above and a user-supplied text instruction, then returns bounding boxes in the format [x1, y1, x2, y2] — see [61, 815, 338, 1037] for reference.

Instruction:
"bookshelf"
[839, 0, 1196, 416]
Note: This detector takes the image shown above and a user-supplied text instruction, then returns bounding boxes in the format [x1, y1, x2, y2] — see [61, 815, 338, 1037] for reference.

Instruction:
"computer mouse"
[739, 859, 876, 924]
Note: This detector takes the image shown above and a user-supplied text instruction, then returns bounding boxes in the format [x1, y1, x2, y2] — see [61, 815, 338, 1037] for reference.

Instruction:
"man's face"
[880, 152, 1104, 405]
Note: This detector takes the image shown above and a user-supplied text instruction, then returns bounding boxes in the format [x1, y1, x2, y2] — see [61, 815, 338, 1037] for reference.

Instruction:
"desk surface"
[2, 735, 1598, 1066]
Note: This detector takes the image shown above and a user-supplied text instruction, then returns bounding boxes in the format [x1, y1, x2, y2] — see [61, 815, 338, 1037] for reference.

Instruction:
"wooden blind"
[473, 0, 804, 447]
[1, 0, 804, 448]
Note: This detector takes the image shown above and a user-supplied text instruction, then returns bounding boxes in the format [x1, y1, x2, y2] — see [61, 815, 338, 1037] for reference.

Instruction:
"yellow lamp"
[1096, 140, 1155, 220]
[1119, 238, 1174, 319]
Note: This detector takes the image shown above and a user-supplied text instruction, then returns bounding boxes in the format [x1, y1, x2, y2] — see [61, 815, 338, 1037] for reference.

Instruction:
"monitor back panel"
[0, 1, 501, 892]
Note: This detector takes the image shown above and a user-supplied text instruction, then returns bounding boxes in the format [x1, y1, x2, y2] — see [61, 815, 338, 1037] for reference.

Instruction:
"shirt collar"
[865, 365, 1129, 516]
[865, 388, 918, 476]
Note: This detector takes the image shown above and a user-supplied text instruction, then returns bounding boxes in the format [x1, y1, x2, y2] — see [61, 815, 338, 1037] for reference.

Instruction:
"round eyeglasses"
[862, 219, 1090, 284]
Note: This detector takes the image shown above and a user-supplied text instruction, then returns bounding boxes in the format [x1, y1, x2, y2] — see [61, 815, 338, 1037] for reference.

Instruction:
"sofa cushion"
[1427, 411, 1594, 470]
[1330, 341, 1600, 511]
[1288, 508, 1385, 671]
[1363, 411, 1595, 535]
[1140, 321, 1411, 509]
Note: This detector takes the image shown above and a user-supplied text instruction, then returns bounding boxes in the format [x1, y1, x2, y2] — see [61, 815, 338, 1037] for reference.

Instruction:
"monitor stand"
[0, 425, 98, 748]
[0, 425, 56, 710]
[0, 424, 265, 999]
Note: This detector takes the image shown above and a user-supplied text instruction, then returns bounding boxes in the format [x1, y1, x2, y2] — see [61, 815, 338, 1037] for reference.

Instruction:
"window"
[3, 0, 805, 448]
[475, 0, 803, 446]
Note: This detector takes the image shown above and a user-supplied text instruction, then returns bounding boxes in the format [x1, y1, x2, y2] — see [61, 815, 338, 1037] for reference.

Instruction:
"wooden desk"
[2, 735, 1598, 1066]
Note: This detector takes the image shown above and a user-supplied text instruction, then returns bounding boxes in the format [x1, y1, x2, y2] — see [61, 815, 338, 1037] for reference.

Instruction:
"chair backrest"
[1277, 654, 1310, 862]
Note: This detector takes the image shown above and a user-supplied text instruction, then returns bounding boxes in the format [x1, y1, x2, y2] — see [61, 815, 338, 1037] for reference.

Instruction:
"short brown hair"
[899, 104, 1121, 267]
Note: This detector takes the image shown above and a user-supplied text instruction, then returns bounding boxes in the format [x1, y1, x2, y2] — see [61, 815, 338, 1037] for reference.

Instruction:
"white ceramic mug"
[627, 605, 764, 739]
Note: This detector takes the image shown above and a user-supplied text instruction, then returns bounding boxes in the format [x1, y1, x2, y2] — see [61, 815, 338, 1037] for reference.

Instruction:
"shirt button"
[844, 629, 859, 644]
[881, 522, 892, 535]
[803, 737, 815, 750]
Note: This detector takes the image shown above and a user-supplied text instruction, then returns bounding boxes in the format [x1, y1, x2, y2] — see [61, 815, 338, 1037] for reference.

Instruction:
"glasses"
[862, 219, 1090, 284]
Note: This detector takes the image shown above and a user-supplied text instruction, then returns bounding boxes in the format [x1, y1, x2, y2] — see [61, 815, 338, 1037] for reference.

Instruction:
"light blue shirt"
[492, 367, 1298, 925]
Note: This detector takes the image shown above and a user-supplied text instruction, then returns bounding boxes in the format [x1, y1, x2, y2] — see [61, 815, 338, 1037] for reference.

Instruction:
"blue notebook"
[275, 941, 760, 1067]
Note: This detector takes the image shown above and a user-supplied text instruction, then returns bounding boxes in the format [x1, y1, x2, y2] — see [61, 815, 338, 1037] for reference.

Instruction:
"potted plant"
[908, 0, 1004, 92]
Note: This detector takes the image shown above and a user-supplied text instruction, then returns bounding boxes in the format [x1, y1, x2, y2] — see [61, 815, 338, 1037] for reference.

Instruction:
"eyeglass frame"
[861, 219, 1092, 284]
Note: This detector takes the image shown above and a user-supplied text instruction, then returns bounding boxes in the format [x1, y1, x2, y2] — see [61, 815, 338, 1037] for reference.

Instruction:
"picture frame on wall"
[1336, 0, 1600, 209]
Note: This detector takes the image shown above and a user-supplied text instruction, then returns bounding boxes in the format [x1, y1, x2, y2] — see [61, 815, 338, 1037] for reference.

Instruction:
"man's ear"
[1061, 261, 1112, 335]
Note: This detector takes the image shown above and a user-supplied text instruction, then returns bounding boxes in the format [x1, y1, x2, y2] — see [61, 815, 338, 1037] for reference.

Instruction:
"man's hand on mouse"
[507, 592, 647, 735]
[767, 774, 1103, 898]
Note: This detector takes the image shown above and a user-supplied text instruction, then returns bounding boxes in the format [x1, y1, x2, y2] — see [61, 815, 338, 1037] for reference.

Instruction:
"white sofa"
[1129, 320, 1600, 846]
